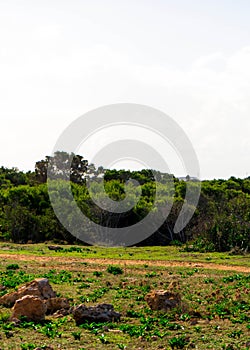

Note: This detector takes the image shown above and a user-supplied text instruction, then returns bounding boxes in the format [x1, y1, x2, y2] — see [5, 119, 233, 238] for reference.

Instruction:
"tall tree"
[35, 152, 88, 184]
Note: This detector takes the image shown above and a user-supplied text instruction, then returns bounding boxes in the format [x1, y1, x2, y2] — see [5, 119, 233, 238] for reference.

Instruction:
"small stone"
[151, 335, 158, 341]
[52, 308, 71, 318]
[0, 284, 6, 291]
[5, 331, 14, 338]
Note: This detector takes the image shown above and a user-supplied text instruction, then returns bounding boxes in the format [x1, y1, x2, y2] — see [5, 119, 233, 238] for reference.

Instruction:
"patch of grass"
[20, 343, 36, 350]
[0, 269, 35, 290]
[0, 242, 250, 267]
[79, 287, 109, 303]
[93, 271, 103, 277]
[43, 269, 72, 284]
[169, 335, 189, 349]
[0, 244, 249, 349]
[145, 271, 158, 278]
[72, 330, 81, 340]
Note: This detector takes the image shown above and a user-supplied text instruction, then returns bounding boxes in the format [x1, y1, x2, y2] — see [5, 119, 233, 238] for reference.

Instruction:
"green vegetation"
[0, 151, 249, 252]
[0, 243, 249, 268]
[107, 266, 123, 275]
[0, 153, 249, 348]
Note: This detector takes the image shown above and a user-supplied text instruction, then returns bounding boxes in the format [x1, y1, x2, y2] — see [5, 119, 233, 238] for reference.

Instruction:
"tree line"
[0, 151, 249, 252]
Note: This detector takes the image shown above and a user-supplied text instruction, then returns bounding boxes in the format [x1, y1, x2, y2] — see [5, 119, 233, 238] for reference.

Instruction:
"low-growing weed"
[99, 333, 110, 344]
[0, 311, 10, 323]
[107, 265, 123, 275]
[72, 331, 81, 340]
[43, 269, 72, 284]
[79, 287, 109, 303]
[6, 263, 19, 270]
[145, 271, 158, 278]
[169, 335, 188, 349]
[20, 344, 36, 350]
[93, 271, 103, 277]
[228, 329, 243, 338]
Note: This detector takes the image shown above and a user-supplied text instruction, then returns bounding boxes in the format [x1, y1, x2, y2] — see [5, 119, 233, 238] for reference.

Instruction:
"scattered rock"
[10, 295, 47, 322]
[189, 319, 198, 325]
[145, 289, 181, 311]
[5, 330, 14, 338]
[168, 280, 180, 290]
[52, 308, 71, 318]
[109, 329, 123, 333]
[45, 297, 70, 315]
[73, 303, 121, 325]
[121, 278, 148, 288]
[0, 278, 56, 307]
[151, 335, 158, 341]
[121, 278, 138, 288]
[0, 284, 6, 291]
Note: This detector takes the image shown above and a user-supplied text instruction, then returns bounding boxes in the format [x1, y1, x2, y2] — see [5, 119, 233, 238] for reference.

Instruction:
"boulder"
[45, 297, 70, 315]
[145, 289, 181, 311]
[10, 295, 47, 322]
[72, 303, 121, 325]
[0, 278, 56, 307]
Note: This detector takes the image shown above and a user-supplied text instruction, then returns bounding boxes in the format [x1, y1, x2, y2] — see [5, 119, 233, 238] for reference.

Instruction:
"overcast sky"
[0, 0, 250, 179]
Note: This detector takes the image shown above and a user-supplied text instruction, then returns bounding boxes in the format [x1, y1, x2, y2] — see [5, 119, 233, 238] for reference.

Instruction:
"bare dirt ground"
[1, 253, 250, 273]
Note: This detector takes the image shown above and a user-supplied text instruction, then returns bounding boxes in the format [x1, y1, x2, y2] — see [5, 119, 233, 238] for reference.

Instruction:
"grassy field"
[0, 243, 250, 265]
[0, 243, 249, 349]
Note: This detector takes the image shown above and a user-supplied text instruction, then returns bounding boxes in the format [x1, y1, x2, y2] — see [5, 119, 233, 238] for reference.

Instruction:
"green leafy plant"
[107, 265, 123, 275]
[228, 329, 243, 338]
[0, 311, 10, 323]
[79, 287, 108, 303]
[6, 263, 19, 270]
[20, 344, 36, 350]
[99, 333, 109, 344]
[93, 271, 103, 277]
[145, 271, 158, 278]
[72, 331, 81, 340]
[169, 335, 188, 349]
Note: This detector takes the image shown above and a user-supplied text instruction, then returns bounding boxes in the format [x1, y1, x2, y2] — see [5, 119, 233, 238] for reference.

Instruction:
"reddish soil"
[1, 253, 250, 273]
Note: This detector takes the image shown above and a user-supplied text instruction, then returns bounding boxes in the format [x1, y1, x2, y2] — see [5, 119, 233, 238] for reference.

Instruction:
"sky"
[0, 0, 250, 179]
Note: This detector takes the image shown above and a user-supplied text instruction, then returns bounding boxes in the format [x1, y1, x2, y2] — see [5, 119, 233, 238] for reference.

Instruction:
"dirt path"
[1, 253, 250, 273]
